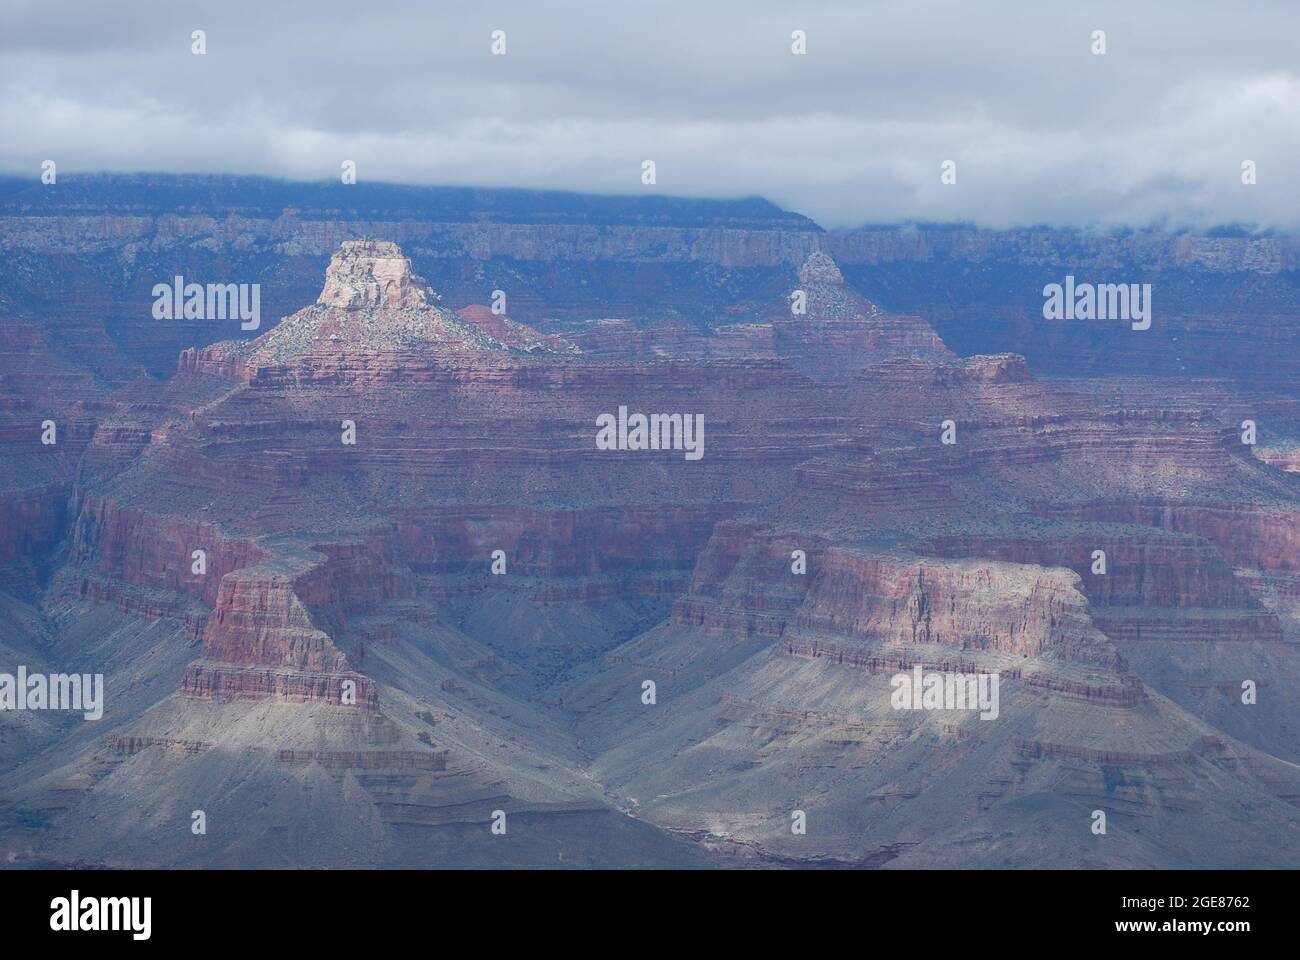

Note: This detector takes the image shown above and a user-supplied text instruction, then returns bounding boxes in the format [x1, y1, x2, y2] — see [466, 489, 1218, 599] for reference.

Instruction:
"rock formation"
[1, 208, 1299, 869]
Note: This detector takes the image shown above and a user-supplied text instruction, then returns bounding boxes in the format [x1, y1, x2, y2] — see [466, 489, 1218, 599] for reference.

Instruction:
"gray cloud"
[3, 0, 1297, 229]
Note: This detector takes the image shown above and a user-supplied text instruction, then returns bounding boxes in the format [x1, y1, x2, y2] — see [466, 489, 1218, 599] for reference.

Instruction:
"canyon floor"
[2, 212, 1299, 868]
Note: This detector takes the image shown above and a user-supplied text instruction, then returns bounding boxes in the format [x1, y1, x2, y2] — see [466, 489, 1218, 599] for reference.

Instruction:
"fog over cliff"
[2, 0, 1298, 229]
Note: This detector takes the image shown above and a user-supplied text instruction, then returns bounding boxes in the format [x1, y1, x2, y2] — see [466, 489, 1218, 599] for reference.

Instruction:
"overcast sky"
[3, 0, 1297, 229]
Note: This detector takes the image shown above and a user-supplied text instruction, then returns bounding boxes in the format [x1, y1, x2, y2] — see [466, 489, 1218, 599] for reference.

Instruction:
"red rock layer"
[921, 530, 1285, 646]
[673, 521, 1124, 671]
[1040, 500, 1300, 574]
[923, 531, 1259, 610]
[71, 494, 267, 606]
[180, 661, 377, 711]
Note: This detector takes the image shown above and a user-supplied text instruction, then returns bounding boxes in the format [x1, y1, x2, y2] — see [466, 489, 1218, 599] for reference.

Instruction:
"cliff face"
[199, 568, 352, 672]
[72, 495, 267, 608]
[1040, 500, 1300, 575]
[181, 561, 379, 711]
[674, 521, 1126, 674]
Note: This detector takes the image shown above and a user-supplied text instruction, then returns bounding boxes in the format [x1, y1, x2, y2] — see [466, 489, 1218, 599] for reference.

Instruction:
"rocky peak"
[317, 239, 438, 310]
[798, 251, 844, 286]
[191, 239, 557, 375]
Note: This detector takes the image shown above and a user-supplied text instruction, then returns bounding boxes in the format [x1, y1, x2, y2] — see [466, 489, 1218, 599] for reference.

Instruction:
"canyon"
[1, 176, 1298, 868]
